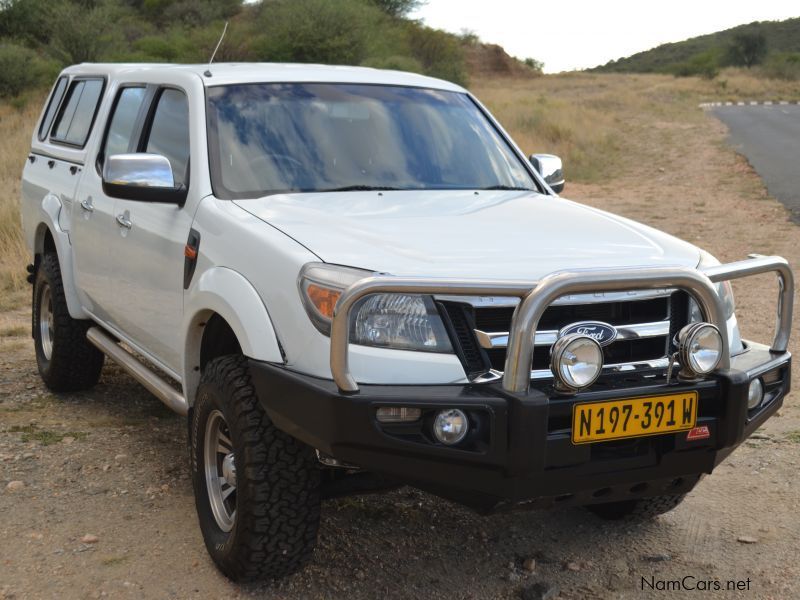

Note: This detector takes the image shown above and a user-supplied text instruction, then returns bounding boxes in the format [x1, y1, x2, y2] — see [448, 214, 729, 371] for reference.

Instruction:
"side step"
[86, 327, 188, 416]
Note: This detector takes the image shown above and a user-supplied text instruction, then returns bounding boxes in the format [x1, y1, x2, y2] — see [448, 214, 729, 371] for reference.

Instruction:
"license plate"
[572, 392, 698, 444]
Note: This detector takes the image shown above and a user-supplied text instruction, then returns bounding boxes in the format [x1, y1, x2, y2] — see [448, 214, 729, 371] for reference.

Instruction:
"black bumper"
[249, 349, 790, 512]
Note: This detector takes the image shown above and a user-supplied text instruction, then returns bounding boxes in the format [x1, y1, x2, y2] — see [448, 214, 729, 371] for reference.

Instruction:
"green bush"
[405, 24, 468, 85]
[361, 55, 424, 74]
[762, 52, 800, 80]
[672, 51, 719, 79]
[0, 43, 45, 97]
[252, 0, 383, 65]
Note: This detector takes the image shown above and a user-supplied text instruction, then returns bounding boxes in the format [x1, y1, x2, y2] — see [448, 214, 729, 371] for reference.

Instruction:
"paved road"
[713, 104, 800, 220]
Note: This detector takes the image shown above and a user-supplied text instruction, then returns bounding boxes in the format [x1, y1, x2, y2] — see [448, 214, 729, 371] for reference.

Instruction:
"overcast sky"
[411, 0, 798, 73]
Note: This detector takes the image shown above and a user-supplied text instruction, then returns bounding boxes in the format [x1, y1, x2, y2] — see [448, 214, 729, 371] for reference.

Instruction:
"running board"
[86, 327, 188, 416]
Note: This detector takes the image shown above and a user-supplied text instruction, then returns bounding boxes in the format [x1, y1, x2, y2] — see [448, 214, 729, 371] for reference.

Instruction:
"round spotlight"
[432, 409, 469, 445]
[677, 323, 723, 377]
[747, 378, 764, 410]
[550, 334, 604, 392]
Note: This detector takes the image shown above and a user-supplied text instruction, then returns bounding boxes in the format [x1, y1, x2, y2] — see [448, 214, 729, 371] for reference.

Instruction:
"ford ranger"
[21, 63, 793, 582]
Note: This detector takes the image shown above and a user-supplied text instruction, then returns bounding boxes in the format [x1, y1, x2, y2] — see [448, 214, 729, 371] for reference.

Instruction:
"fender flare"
[33, 194, 88, 320]
[182, 267, 283, 405]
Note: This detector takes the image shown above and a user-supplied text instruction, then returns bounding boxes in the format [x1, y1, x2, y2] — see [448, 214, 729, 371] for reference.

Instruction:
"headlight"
[550, 334, 603, 392]
[677, 322, 722, 376]
[298, 263, 453, 353]
[351, 294, 453, 353]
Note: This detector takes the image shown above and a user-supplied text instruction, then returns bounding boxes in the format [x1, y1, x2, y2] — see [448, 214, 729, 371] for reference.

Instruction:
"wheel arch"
[182, 267, 284, 406]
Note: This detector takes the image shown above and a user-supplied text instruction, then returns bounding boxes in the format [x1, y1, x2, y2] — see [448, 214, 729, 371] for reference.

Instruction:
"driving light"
[747, 378, 764, 410]
[432, 409, 469, 445]
[376, 407, 422, 423]
[550, 334, 603, 392]
[677, 322, 722, 377]
[351, 294, 453, 353]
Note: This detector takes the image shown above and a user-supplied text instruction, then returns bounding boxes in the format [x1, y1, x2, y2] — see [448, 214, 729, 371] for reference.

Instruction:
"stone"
[81, 534, 99, 544]
[5, 481, 25, 492]
[737, 536, 758, 544]
[523, 558, 536, 572]
[519, 581, 560, 600]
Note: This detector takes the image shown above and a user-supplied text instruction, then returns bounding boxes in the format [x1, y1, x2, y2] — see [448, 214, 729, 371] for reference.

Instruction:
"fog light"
[550, 334, 603, 392]
[747, 378, 764, 410]
[432, 409, 469, 445]
[677, 322, 722, 377]
[376, 407, 422, 423]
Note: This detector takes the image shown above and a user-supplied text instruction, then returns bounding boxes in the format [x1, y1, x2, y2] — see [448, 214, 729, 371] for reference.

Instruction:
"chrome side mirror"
[529, 153, 565, 194]
[102, 153, 186, 205]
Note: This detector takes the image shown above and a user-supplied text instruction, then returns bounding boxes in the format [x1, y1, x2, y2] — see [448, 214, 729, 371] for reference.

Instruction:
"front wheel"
[191, 355, 321, 582]
[586, 493, 687, 521]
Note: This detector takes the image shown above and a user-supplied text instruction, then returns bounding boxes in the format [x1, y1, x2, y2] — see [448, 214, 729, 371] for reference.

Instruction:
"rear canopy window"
[51, 78, 104, 147]
[38, 76, 68, 141]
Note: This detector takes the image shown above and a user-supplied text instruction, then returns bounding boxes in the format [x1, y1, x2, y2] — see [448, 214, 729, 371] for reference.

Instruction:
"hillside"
[594, 17, 800, 73]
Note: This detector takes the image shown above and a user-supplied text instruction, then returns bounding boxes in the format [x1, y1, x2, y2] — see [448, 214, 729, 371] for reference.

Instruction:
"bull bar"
[330, 255, 794, 394]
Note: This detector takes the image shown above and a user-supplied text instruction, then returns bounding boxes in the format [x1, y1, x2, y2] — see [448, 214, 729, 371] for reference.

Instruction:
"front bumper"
[250, 343, 790, 512]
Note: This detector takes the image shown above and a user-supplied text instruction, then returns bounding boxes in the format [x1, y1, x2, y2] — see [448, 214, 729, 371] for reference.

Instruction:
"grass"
[8, 424, 88, 446]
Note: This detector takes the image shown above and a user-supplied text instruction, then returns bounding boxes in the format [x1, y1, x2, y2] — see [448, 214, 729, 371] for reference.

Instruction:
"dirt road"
[2, 81, 800, 599]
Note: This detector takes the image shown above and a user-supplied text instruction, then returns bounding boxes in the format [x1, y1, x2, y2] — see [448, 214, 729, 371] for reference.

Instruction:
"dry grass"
[0, 99, 42, 310]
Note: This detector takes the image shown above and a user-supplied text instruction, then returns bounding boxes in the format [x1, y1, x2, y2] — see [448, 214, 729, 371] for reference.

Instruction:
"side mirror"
[102, 153, 187, 205]
[529, 153, 565, 194]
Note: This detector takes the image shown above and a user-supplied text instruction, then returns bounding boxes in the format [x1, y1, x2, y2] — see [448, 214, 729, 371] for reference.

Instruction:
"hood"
[234, 190, 700, 279]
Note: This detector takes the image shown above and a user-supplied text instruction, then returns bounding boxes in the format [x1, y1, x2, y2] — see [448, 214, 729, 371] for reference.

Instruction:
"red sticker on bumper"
[686, 425, 710, 441]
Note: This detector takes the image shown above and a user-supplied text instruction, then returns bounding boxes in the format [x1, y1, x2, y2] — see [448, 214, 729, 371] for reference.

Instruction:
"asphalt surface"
[713, 105, 800, 221]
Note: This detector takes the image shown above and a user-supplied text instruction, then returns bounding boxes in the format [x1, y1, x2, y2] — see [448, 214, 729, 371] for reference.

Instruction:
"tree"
[368, 0, 424, 18]
[726, 29, 768, 68]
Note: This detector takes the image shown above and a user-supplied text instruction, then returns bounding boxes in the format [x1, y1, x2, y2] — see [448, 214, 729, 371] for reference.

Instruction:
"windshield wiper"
[479, 185, 535, 191]
[320, 185, 401, 192]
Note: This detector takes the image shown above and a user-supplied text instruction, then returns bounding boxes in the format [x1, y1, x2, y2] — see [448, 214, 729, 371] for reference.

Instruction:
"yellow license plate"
[572, 392, 698, 444]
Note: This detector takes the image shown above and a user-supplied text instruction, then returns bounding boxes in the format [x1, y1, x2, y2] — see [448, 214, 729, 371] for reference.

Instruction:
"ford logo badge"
[559, 321, 618, 347]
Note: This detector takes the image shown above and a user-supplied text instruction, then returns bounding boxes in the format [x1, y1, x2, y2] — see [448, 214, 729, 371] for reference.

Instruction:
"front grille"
[442, 292, 690, 379]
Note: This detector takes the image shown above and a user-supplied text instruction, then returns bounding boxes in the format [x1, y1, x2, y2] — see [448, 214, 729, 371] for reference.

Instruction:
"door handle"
[116, 213, 132, 229]
[47, 160, 55, 169]
[70, 165, 80, 175]
[80, 198, 94, 212]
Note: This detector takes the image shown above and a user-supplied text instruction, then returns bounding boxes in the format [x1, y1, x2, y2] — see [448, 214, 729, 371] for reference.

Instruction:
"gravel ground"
[2, 100, 799, 599]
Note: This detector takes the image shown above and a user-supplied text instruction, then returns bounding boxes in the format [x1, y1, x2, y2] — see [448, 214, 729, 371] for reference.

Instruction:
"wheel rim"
[204, 410, 237, 532]
[39, 283, 54, 361]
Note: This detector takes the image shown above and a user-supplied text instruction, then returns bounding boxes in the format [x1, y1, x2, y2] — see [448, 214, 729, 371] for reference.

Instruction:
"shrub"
[762, 52, 800, 80]
[0, 44, 43, 97]
[672, 51, 719, 80]
[725, 29, 768, 68]
[405, 24, 467, 85]
[361, 55, 424, 74]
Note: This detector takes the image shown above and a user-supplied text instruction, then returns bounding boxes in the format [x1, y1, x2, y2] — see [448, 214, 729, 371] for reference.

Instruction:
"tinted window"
[145, 89, 190, 187]
[206, 83, 536, 198]
[51, 79, 104, 147]
[101, 87, 146, 164]
[38, 76, 68, 141]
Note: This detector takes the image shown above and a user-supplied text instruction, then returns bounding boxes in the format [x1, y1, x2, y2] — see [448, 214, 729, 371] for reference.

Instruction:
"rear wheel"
[33, 252, 104, 392]
[586, 493, 687, 521]
[191, 355, 321, 582]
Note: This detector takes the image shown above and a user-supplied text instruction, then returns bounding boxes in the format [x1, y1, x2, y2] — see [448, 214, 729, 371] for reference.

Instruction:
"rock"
[5, 481, 25, 492]
[643, 553, 671, 562]
[114, 454, 127, 463]
[81, 534, 99, 544]
[523, 558, 536, 572]
[28, 532, 43, 540]
[564, 561, 581, 572]
[737, 536, 758, 544]
[751, 433, 770, 440]
[519, 581, 560, 600]
[62, 436, 75, 445]
[102, 464, 110, 472]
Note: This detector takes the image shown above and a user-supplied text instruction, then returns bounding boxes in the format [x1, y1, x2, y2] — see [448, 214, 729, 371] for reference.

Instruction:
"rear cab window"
[50, 78, 105, 148]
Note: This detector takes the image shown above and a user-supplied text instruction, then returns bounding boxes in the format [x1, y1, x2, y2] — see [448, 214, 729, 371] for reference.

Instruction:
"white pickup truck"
[21, 63, 793, 582]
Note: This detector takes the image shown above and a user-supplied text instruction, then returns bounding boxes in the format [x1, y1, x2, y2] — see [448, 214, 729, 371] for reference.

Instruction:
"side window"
[51, 78, 104, 147]
[38, 76, 68, 141]
[100, 87, 147, 165]
[144, 89, 190, 187]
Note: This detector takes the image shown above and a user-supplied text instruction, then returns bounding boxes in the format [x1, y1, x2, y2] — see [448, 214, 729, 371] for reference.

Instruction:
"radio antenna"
[208, 21, 229, 66]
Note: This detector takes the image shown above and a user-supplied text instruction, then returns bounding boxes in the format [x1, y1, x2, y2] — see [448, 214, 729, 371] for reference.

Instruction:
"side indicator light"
[184, 244, 198, 260]
[686, 425, 710, 441]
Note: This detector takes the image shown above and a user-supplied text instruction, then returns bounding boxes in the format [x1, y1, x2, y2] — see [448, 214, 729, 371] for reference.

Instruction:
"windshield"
[206, 83, 537, 198]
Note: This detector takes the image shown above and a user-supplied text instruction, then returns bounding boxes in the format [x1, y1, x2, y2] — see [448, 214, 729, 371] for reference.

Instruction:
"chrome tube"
[501, 267, 728, 394]
[329, 256, 793, 395]
[702, 255, 794, 353]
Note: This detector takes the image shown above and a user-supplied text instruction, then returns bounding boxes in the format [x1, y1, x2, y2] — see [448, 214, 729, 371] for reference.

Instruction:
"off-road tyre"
[586, 493, 687, 521]
[33, 252, 104, 392]
[191, 355, 321, 582]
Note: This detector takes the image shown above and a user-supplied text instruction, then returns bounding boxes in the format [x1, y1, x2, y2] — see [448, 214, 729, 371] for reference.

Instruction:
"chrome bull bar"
[330, 255, 793, 394]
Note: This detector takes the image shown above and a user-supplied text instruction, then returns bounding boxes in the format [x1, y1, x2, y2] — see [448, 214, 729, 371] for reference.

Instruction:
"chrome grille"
[440, 291, 689, 380]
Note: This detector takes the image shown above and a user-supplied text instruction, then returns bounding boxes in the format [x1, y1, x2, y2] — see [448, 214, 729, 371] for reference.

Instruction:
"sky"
[411, 0, 799, 73]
